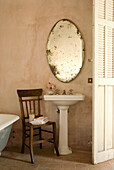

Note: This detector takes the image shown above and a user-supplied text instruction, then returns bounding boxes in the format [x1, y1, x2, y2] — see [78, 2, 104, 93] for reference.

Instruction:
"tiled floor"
[0, 146, 114, 170]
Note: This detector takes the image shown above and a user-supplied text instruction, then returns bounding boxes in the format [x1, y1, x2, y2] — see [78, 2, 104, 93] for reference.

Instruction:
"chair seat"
[25, 121, 55, 127]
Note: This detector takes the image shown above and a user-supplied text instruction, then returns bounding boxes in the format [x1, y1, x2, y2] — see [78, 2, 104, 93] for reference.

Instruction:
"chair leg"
[30, 126, 34, 163]
[39, 127, 42, 149]
[21, 125, 25, 153]
[53, 123, 59, 156]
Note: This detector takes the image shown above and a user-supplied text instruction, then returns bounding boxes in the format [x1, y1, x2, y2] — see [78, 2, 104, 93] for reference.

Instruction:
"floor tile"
[0, 146, 114, 170]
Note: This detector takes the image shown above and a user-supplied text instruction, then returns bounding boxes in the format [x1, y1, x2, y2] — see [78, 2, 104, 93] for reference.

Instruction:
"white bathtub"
[0, 114, 19, 155]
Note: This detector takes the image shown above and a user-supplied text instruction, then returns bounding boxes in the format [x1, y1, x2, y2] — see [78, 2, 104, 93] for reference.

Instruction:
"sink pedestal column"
[58, 106, 72, 155]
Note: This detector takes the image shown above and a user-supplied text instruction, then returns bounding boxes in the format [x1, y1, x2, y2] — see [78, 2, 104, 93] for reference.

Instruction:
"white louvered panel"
[98, 0, 106, 19]
[107, 27, 114, 78]
[93, 0, 114, 164]
[98, 25, 105, 78]
[107, 0, 114, 22]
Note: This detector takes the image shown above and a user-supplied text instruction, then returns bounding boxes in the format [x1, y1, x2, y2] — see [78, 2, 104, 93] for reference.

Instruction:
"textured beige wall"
[0, 0, 92, 150]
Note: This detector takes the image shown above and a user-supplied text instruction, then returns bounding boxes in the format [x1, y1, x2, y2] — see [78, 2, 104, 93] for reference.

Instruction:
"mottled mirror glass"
[46, 19, 84, 83]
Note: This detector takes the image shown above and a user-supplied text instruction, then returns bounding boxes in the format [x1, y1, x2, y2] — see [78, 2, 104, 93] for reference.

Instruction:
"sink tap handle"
[69, 89, 73, 94]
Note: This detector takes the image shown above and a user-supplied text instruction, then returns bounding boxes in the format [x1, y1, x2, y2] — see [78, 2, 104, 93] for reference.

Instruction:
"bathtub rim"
[0, 114, 19, 131]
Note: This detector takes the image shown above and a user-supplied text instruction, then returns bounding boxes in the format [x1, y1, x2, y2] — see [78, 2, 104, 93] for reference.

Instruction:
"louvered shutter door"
[93, 0, 114, 164]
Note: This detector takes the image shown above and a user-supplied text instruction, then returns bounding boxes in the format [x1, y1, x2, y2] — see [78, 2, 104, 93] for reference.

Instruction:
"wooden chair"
[17, 89, 59, 163]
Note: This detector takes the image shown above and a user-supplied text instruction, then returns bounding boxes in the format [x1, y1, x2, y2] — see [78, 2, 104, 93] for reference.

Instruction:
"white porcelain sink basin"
[44, 94, 84, 106]
[44, 94, 85, 155]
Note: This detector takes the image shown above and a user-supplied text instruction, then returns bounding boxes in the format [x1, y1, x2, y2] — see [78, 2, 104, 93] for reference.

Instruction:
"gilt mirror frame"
[46, 19, 85, 83]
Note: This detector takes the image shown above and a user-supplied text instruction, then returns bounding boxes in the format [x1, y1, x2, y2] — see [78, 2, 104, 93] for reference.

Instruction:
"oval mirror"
[46, 19, 84, 83]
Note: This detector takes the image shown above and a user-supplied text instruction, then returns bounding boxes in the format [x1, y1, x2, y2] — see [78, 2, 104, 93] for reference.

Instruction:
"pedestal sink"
[44, 94, 85, 155]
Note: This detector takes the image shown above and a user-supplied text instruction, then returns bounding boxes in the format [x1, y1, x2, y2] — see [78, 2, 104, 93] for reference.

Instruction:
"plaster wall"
[0, 0, 92, 150]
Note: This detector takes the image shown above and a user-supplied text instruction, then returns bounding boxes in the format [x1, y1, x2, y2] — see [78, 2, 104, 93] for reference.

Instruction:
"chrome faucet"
[62, 90, 66, 95]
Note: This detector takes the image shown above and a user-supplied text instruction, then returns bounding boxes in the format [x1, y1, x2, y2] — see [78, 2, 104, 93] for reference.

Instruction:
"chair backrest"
[17, 89, 43, 122]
